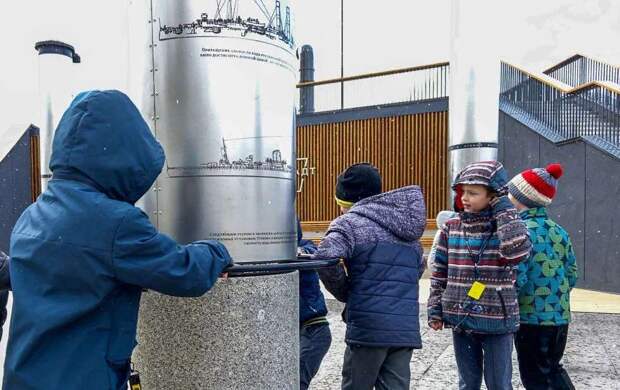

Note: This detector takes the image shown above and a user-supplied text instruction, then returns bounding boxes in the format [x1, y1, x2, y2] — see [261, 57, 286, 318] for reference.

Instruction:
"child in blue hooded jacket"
[4, 90, 232, 390]
[297, 219, 331, 390]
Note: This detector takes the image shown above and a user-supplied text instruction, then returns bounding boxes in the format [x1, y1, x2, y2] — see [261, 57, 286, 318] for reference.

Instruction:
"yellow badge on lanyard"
[467, 281, 486, 300]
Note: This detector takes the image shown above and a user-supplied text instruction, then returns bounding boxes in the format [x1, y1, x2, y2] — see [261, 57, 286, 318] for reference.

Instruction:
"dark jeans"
[452, 331, 514, 390]
[300, 322, 332, 390]
[341, 344, 413, 390]
[515, 324, 575, 390]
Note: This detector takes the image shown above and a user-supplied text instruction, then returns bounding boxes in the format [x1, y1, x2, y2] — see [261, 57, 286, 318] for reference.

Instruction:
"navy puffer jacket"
[315, 186, 426, 347]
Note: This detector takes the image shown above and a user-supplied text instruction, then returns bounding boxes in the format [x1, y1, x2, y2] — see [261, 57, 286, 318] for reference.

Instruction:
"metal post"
[299, 45, 315, 114]
[448, 0, 501, 206]
[340, 0, 344, 109]
[34, 40, 80, 191]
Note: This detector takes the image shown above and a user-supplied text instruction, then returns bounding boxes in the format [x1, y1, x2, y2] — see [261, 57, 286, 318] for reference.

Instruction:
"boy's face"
[460, 184, 492, 213]
[339, 206, 350, 214]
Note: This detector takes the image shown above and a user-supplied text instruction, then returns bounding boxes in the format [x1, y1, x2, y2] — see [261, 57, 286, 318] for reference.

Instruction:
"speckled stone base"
[133, 272, 299, 390]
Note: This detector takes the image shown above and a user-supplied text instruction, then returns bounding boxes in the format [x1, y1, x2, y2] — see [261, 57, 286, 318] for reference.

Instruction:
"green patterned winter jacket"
[516, 208, 578, 325]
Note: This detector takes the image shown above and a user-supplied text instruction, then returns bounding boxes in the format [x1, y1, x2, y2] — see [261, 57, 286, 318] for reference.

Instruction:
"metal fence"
[544, 54, 620, 87]
[297, 62, 449, 113]
[500, 62, 620, 146]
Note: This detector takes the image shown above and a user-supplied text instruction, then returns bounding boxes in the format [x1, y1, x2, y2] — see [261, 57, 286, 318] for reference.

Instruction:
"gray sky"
[0, 0, 452, 134]
[1, 0, 619, 134]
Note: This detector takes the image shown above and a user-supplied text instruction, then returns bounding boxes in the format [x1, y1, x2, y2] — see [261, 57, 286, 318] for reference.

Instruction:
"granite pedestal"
[133, 271, 299, 389]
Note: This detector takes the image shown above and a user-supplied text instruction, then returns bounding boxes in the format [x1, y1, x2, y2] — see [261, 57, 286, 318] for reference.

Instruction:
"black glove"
[317, 261, 350, 303]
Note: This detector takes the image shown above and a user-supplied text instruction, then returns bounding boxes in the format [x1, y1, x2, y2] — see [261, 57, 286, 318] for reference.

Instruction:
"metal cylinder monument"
[128, 0, 300, 388]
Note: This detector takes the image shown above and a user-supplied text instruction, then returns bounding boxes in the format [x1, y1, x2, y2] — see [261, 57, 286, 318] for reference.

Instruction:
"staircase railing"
[500, 62, 620, 146]
[544, 54, 620, 87]
[296, 62, 449, 113]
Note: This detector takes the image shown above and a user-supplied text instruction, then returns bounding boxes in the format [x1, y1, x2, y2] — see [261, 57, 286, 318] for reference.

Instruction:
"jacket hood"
[349, 186, 426, 242]
[436, 210, 458, 228]
[49, 90, 164, 204]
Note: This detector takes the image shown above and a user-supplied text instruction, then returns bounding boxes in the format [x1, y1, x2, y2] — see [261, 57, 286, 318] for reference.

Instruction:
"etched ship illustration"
[159, 0, 294, 48]
[199, 137, 293, 172]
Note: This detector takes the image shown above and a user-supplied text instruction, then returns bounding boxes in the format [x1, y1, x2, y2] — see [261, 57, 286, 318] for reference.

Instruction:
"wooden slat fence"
[296, 111, 448, 223]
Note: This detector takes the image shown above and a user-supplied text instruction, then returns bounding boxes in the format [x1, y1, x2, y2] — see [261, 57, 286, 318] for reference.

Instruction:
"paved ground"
[310, 300, 620, 390]
[1, 282, 617, 389]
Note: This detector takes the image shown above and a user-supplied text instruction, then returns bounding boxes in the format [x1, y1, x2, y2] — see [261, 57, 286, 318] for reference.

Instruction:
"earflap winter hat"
[451, 161, 508, 211]
[451, 161, 507, 192]
[507, 163, 563, 208]
[335, 163, 382, 208]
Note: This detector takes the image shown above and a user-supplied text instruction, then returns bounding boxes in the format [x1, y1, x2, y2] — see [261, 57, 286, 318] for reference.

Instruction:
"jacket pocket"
[496, 288, 509, 329]
[106, 357, 131, 390]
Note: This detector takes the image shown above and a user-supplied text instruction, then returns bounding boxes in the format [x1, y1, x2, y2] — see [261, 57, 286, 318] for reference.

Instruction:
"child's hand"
[429, 320, 444, 331]
[496, 185, 509, 197]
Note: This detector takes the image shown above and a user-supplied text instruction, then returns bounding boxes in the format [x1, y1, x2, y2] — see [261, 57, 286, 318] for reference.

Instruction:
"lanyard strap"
[462, 229, 492, 280]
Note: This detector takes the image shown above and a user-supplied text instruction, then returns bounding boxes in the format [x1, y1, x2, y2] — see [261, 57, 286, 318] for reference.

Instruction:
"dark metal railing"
[225, 256, 340, 277]
[544, 54, 620, 87]
[296, 62, 449, 113]
[501, 62, 620, 146]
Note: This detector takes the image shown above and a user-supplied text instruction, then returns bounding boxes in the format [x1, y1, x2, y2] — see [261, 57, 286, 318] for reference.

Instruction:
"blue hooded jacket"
[297, 220, 328, 325]
[4, 90, 232, 390]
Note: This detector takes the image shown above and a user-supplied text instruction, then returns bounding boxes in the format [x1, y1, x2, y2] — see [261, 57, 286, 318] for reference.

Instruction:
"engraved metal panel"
[132, 0, 298, 262]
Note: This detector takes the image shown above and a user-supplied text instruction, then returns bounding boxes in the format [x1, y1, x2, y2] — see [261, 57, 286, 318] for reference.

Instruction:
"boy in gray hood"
[315, 163, 426, 390]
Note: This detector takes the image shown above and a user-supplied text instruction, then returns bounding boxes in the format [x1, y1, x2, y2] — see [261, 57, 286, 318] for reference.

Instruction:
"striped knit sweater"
[428, 161, 532, 334]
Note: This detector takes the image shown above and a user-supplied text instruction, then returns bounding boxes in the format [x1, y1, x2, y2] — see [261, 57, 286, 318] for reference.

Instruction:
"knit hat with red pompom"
[507, 163, 563, 208]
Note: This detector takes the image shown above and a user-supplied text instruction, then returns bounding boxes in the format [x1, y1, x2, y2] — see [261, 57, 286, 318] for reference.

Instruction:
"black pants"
[341, 344, 413, 390]
[515, 324, 575, 390]
[300, 323, 332, 390]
